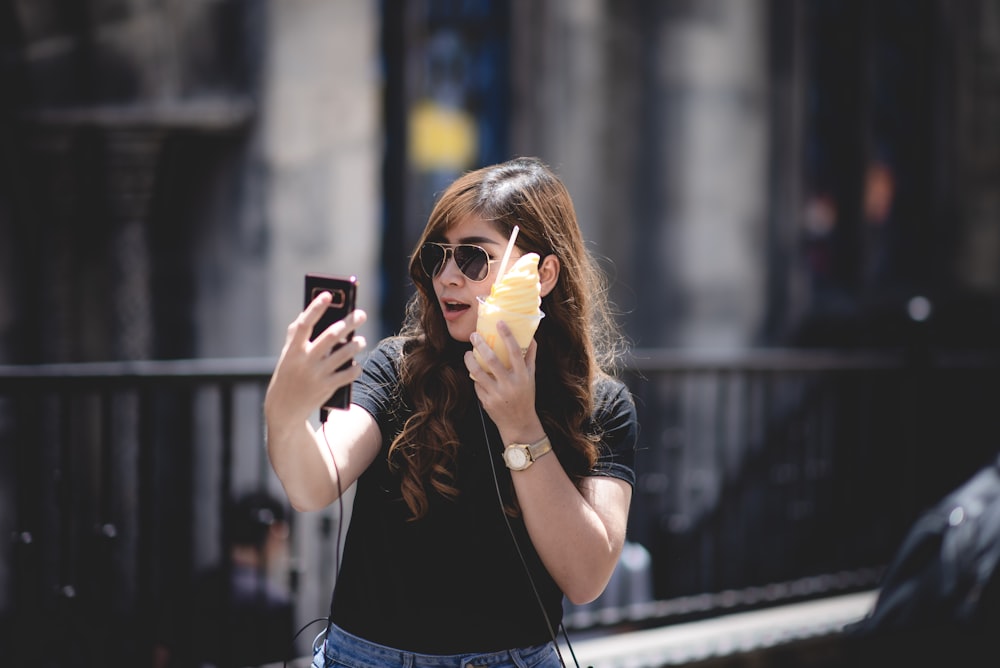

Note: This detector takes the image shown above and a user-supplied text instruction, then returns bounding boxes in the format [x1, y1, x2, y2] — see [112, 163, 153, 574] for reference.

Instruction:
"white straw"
[494, 225, 519, 285]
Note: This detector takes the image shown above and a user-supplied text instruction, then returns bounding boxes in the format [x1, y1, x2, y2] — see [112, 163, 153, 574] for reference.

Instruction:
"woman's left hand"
[465, 321, 541, 435]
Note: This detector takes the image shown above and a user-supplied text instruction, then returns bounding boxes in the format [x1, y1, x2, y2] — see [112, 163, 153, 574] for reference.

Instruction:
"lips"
[443, 300, 471, 313]
[440, 298, 474, 323]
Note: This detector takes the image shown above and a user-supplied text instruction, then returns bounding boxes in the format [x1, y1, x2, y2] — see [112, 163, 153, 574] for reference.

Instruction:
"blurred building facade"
[0, 0, 381, 365]
[2, 0, 998, 364]
[1, 0, 999, 665]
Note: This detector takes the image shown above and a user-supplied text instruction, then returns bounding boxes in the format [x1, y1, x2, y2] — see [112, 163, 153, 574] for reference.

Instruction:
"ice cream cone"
[473, 250, 544, 369]
[474, 299, 544, 368]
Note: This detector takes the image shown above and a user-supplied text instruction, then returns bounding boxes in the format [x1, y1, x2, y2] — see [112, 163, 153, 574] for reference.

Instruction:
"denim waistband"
[315, 622, 561, 668]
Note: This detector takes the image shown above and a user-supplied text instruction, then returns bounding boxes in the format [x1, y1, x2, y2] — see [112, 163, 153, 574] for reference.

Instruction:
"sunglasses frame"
[419, 242, 496, 282]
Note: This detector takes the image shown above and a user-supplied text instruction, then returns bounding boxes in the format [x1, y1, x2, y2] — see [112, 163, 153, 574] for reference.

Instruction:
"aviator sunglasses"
[419, 242, 496, 282]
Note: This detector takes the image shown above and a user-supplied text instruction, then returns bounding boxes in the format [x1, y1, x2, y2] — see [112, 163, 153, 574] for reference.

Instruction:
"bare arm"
[511, 465, 631, 605]
[466, 324, 634, 604]
[264, 295, 380, 512]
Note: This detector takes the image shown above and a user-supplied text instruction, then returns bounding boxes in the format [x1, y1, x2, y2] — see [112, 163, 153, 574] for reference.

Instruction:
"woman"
[265, 157, 638, 667]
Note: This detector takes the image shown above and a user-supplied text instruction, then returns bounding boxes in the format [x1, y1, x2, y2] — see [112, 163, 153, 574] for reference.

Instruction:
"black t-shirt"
[329, 337, 638, 653]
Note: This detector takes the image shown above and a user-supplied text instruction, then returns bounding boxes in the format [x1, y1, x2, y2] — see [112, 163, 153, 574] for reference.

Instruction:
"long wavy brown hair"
[388, 157, 626, 519]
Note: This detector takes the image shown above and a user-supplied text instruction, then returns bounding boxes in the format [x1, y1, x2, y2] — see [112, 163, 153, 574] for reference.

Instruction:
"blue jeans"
[312, 622, 563, 668]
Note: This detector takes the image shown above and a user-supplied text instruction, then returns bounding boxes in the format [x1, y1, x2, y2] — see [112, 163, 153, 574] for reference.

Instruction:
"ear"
[538, 254, 561, 298]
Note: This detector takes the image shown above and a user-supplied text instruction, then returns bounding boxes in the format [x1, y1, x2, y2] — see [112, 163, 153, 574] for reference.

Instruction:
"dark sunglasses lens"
[420, 244, 446, 277]
[454, 246, 489, 281]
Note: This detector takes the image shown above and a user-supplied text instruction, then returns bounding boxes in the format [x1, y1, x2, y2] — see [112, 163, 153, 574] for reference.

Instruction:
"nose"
[437, 248, 465, 283]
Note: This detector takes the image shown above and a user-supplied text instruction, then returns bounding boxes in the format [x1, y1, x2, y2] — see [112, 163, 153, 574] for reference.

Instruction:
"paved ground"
[557, 590, 878, 668]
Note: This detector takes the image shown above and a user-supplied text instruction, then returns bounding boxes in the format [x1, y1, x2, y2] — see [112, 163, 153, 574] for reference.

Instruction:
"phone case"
[304, 273, 358, 414]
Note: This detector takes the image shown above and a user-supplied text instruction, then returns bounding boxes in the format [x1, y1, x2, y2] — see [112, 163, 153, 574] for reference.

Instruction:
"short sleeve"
[590, 376, 639, 487]
[351, 337, 406, 437]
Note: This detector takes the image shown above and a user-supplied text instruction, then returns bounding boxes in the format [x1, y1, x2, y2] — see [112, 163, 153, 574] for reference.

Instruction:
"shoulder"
[587, 373, 638, 484]
[360, 336, 409, 377]
[370, 336, 408, 360]
[592, 373, 637, 426]
[354, 337, 412, 414]
[354, 336, 422, 418]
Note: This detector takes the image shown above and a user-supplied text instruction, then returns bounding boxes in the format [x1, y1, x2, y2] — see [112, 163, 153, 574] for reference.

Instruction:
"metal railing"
[1, 348, 998, 664]
[608, 347, 1000, 630]
[0, 358, 285, 666]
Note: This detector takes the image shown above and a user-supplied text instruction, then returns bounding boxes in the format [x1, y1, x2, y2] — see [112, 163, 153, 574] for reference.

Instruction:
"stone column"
[648, 0, 771, 348]
[509, 0, 645, 341]
[260, 0, 382, 354]
[511, 0, 770, 349]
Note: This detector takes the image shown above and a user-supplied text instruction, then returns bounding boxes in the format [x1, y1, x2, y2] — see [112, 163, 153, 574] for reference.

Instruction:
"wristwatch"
[503, 435, 552, 471]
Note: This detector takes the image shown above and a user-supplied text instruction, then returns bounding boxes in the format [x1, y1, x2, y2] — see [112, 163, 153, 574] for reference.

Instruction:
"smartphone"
[304, 273, 358, 415]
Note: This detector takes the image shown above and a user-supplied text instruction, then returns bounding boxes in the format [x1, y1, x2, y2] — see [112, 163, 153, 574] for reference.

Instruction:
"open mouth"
[443, 300, 471, 314]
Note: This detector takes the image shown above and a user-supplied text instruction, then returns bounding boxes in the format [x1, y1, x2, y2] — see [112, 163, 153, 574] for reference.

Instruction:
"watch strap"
[525, 435, 552, 462]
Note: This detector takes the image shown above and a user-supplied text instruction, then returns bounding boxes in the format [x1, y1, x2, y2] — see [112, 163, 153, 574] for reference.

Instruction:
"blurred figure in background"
[153, 491, 296, 668]
[848, 453, 1000, 667]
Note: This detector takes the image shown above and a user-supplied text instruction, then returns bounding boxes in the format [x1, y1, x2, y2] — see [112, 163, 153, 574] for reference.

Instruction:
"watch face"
[504, 446, 529, 470]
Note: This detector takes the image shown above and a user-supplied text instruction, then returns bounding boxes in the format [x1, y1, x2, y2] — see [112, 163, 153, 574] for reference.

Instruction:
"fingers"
[468, 331, 504, 379]
[496, 321, 534, 373]
[272, 305, 367, 414]
[320, 335, 367, 376]
[324, 337, 366, 385]
[287, 291, 334, 345]
[468, 325, 535, 381]
[522, 339, 537, 371]
[467, 326, 538, 431]
[310, 309, 368, 357]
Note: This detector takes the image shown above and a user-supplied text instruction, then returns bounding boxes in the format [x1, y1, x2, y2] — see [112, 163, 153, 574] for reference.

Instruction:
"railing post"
[105, 129, 164, 361]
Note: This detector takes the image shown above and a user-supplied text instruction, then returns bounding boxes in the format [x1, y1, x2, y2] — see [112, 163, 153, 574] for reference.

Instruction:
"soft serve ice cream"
[474, 252, 544, 369]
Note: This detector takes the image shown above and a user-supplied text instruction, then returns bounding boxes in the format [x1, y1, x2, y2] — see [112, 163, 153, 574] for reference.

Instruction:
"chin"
[446, 323, 474, 344]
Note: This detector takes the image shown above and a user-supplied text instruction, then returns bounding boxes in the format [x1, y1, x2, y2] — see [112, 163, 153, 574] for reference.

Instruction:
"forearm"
[268, 402, 381, 513]
[512, 458, 631, 605]
[263, 304, 369, 512]
[266, 414, 340, 512]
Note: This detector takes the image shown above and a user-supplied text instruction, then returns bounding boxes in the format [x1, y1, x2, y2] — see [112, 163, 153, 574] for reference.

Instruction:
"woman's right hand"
[264, 292, 367, 427]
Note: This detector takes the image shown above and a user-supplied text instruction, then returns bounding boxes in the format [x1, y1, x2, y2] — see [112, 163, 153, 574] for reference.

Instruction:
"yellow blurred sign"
[409, 99, 477, 171]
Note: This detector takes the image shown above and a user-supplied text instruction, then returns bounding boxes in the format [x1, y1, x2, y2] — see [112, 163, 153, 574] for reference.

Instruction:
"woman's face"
[428, 215, 520, 343]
